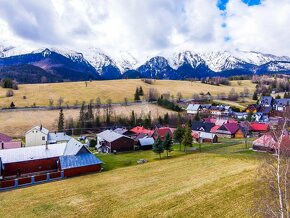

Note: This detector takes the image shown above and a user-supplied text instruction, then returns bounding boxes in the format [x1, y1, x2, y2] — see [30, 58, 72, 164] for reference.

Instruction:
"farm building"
[252, 133, 290, 155]
[191, 131, 218, 143]
[96, 130, 135, 153]
[137, 137, 155, 150]
[199, 132, 218, 143]
[0, 138, 102, 181]
[25, 125, 49, 147]
[0, 141, 22, 150]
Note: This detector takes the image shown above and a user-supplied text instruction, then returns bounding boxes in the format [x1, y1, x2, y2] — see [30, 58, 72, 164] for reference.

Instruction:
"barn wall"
[64, 164, 101, 177]
[3, 157, 59, 177]
[111, 137, 134, 152]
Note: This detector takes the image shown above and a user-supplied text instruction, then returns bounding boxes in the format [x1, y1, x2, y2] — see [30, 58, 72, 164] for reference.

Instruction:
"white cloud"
[0, 0, 289, 59]
[226, 0, 290, 56]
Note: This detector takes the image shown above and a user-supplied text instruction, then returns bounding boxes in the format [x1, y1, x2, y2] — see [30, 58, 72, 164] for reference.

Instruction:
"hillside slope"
[0, 152, 258, 217]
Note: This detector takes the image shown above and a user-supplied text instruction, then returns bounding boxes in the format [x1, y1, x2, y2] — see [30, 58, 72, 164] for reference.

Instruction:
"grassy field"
[0, 140, 261, 217]
[0, 104, 175, 137]
[0, 79, 256, 108]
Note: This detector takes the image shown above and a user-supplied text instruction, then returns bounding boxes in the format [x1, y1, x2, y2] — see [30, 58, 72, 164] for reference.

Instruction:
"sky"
[0, 0, 290, 59]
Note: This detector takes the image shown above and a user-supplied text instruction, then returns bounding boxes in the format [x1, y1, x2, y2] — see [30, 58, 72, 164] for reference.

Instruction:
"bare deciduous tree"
[57, 97, 64, 108]
[48, 99, 54, 108]
[255, 108, 290, 218]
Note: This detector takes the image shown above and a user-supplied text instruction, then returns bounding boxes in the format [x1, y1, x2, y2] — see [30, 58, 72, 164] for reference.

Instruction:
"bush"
[0, 78, 18, 90]
[6, 90, 14, 97]
[89, 139, 97, 148]
[157, 98, 182, 112]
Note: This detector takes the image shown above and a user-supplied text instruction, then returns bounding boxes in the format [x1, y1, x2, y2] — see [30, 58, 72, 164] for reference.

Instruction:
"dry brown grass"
[0, 79, 256, 108]
[0, 153, 258, 218]
[0, 104, 175, 137]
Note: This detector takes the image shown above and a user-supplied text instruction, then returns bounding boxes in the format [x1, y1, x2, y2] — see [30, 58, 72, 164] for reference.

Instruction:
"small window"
[42, 136, 45, 141]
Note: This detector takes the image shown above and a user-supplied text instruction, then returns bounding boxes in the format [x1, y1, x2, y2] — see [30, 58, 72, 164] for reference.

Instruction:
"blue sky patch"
[217, 0, 262, 10]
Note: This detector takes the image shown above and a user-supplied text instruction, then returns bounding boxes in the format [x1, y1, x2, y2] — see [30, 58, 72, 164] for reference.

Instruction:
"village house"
[0, 138, 102, 184]
[96, 130, 135, 153]
[216, 123, 243, 138]
[191, 131, 218, 143]
[186, 104, 201, 114]
[245, 104, 260, 113]
[47, 132, 72, 144]
[153, 127, 174, 140]
[25, 126, 49, 147]
[209, 106, 225, 116]
[25, 126, 72, 147]
[273, 98, 290, 111]
[250, 122, 270, 137]
[191, 121, 215, 133]
[259, 96, 273, 107]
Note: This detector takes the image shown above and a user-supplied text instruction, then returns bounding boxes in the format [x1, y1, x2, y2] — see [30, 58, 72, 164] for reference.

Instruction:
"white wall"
[25, 129, 47, 147]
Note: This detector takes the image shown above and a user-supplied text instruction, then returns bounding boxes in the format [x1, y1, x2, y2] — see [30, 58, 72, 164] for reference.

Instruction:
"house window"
[42, 136, 45, 141]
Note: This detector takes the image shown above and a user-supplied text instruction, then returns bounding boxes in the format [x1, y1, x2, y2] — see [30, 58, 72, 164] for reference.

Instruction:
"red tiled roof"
[130, 126, 152, 135]
[250, 123, 269, 131]
[0, 133, 12, 142]
[154, 127, 173, 139]
[210, 125, 220, 133]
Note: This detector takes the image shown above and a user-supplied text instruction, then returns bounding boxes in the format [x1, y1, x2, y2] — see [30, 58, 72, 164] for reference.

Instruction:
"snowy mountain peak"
[170, 51, 205, 69]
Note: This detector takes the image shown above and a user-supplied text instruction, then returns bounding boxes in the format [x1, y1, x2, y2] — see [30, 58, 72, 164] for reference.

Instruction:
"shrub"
[6, 90, 14, 97]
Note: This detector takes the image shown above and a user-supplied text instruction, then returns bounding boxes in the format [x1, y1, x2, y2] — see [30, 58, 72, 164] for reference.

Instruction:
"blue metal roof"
[59, 153, 102, 170]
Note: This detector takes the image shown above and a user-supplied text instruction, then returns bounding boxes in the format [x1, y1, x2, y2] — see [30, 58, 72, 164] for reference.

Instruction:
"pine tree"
[163, 133, 173, 158]
[130, 110, 135, 126]
[163, 113, 169, 124]
[58, 108, 64, 132]
[152, 136, 164, 159]
[194, 113, 200, 121]
[174, 126, 185, 151]
[10, 101, 15, 108]
[252, 91, 258, 100]
[139, 86, 144, 96]
[78, 102, 85, 129]
[182, 125, 193, 153]
[134, 87, 140, 101]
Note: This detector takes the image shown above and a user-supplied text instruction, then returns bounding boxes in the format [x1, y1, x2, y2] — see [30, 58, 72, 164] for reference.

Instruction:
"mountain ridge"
[0, 46, 290, 83]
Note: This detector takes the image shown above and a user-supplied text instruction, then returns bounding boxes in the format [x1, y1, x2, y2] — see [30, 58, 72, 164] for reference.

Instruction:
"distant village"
[0, 91, 289, 190]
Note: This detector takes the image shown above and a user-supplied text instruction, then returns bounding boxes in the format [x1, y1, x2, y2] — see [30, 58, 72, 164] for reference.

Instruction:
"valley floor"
[0, 140, 261, 218]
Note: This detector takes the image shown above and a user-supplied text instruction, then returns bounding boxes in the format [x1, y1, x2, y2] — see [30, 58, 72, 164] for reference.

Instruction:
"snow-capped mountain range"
[1, 44, 290, 83]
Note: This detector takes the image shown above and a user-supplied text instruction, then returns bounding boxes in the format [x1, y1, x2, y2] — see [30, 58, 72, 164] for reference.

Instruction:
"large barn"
[0, 138, 102, 183]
